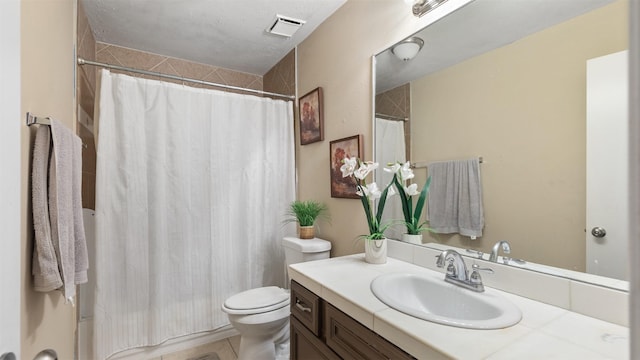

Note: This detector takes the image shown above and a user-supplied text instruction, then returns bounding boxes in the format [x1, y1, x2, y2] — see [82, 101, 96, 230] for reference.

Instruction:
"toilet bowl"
[221, 237, 331, 360]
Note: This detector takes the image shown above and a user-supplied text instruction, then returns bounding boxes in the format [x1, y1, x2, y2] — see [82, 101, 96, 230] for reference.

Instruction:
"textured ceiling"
[81, 0, 346, 75]
[376, 0, 617, 93]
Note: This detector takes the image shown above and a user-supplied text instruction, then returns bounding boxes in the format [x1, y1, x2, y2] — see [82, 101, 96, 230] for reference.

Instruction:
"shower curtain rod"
[375, 113, 408, 121]
[77, 58, 296, 100]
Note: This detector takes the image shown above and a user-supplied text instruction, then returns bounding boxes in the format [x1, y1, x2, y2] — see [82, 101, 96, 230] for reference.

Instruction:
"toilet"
[222, 236, 331, 360]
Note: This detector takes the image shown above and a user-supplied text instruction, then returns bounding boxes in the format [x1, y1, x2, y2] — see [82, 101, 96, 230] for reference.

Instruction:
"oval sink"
[370, 273, 522, 329]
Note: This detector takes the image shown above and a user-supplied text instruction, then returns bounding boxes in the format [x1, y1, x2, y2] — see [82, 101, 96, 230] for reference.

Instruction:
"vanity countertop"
[288, 254, 629, 360]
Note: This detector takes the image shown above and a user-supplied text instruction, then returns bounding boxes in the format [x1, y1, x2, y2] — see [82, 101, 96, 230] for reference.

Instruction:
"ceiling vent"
[267, 15, 306, 38]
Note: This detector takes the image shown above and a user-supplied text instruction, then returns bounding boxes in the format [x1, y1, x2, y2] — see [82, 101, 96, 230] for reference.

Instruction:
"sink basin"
[370, 273, 522, 329]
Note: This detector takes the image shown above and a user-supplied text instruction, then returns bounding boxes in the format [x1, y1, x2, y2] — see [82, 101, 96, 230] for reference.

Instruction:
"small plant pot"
[402, 233, 423, 245]
[299, 226, 315, 239]
[365, 238, 387, 264]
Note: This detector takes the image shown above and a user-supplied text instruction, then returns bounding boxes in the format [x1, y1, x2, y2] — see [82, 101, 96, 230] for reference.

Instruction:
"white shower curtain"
[93, 70, 295, 359]
[375, 117, 407, 240]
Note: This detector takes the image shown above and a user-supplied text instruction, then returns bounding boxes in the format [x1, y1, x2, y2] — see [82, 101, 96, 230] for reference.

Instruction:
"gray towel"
[32, 125, 63, 291]
[427, 158, 484, 237]
[32, 119, 89, 304]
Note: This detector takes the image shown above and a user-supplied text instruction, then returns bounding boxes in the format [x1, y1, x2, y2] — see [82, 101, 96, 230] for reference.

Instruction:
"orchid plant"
[385, 161, 431, 235]
[340, 157, 395, 240]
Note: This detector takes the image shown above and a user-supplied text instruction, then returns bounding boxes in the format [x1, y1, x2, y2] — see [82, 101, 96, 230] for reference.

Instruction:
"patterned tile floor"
[159, 336, 241, 360]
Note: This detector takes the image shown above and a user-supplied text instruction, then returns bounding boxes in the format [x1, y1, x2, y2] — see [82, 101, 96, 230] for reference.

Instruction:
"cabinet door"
[291, 317, 340, 360]
[324, 303, 415, 360]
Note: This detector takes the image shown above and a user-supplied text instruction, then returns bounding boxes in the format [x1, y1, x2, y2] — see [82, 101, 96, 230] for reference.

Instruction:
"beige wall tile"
[81, 171, 96, 210]
[104, 44, 167, 71]
[264, 49, 295, 97]
[78, 72, 95, 118]
[166, 57, 217, 80]
[214, 68, 261, 90]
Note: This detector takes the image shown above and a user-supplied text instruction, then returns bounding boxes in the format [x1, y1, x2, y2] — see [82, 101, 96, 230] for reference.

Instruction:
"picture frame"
[299, 87, 324, 145]
[330, 135, 363, 199]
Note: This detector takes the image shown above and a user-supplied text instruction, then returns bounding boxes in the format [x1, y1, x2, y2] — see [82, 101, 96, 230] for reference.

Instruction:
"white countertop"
[288, 254, 629, 360]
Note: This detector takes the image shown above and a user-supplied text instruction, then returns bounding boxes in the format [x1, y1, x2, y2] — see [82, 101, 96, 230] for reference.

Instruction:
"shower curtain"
[375, 117, 407, 240]
[93, 70, 295, 360]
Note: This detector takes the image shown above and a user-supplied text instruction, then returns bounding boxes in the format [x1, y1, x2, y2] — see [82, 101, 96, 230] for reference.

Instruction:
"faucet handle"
[435, 253, 450, 268]
[469, 264, 493, 291]
[465, 248, 484, 259]
[471, 263, 494, 274]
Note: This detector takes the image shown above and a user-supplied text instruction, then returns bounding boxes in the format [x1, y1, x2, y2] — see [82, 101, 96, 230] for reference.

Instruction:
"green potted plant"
[285, 200, 330, 239]
[388, 161, 431, 244]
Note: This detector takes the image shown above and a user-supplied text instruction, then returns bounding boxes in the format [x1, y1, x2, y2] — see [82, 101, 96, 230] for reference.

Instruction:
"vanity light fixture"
[391, 37, 424, 61]
[413, 0, 448, 17]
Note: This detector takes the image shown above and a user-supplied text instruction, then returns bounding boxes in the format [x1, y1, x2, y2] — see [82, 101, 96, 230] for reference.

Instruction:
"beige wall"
[411, 0, 627, 271]
[20, 0, 77, 359]
[296, 0, 470, 256]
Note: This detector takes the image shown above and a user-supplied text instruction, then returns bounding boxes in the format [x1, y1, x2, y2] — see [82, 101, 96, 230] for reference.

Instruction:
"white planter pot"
[365, 238, 387, 264]
[402, 233, 423, 245]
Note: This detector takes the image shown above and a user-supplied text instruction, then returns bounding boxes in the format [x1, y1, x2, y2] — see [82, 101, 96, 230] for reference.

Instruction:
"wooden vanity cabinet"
[290, 280, 415, 360]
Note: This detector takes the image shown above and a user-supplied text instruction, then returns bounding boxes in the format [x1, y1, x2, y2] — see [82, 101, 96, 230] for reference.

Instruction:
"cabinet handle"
[295, 299, 312, 313]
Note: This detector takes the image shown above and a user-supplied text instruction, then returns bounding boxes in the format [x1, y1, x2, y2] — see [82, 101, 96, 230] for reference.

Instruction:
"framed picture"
[299, 87, 324, 145]
[330, 135, 363, 199]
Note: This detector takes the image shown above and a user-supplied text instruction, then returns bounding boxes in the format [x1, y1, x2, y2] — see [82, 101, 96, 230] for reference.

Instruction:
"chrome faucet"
[489, 240, 511, 263]
[436, 249, 493, 292]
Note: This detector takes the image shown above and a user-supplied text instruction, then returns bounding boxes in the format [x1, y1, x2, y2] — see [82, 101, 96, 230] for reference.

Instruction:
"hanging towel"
[32, 125, 63, 291]
[427, 158, 484, 237]
[32, 119, 89, 304]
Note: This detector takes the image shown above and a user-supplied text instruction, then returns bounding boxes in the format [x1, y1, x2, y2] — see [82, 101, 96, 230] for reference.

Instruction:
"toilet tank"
[282, 236, 331, 267]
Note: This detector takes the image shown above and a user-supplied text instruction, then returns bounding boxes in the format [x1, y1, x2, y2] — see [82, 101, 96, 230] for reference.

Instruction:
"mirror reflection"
[374, 0, 628, 283]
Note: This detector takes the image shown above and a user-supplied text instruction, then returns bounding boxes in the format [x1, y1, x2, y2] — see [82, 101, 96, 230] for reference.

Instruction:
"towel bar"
[26, 112, 51, 126]
[412, 157, 483, 169]
[26, 112, 88, 149]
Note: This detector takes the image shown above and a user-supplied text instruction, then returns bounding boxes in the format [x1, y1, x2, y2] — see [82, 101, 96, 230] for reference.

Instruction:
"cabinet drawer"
[291, 280, 321, 336]
[324, 303, 415, 360]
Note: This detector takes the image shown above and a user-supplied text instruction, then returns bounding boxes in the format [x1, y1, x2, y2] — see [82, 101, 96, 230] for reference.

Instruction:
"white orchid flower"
[403, 183, 419, 196]
[384, 163, 401, 174]
[354, 161, 379, 180]
[356, 182, 382, 200]
[398, 161, 415, 181]
[340, 157, 358, 178]
[386, 186, 397, 198]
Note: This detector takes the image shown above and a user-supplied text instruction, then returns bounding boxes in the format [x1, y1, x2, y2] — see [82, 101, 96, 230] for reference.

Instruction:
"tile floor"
[157, 335, 241, 360]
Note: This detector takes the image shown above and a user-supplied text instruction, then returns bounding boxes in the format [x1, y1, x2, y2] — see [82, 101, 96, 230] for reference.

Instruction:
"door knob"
[591, 227, 607, 238]
[0, 352, 16, 360]
[33, 349, 57, 360]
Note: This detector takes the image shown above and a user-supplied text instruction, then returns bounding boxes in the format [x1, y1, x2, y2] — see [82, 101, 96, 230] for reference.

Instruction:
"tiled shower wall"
[375, 83, 411, 161]
[77, 3, 296, 209]
[77, 0, 98, 210]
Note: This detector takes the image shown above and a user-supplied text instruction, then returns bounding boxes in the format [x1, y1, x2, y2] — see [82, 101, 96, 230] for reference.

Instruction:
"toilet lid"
[223, 286, 289, 314]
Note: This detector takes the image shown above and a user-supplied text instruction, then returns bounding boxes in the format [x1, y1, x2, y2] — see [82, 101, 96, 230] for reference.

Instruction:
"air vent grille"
[267, 14, 306, 38]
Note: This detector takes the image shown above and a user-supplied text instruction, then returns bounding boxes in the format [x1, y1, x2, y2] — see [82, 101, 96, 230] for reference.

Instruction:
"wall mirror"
[374, 0, 629, 289]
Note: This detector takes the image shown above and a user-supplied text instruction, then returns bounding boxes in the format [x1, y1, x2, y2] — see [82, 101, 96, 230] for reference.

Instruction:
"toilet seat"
[223, 286, 290, 315]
